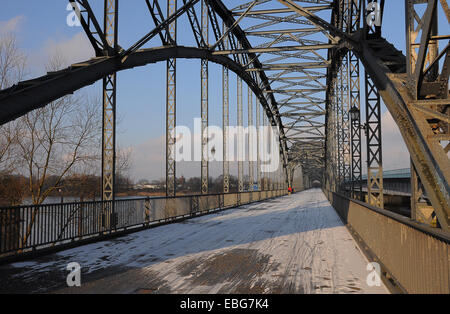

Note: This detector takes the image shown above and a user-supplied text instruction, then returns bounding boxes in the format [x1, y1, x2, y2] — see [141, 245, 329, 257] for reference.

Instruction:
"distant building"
[133, 184, 162, 190]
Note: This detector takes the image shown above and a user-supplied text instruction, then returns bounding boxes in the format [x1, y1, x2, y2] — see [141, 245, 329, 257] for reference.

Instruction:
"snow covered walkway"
[0, 189, 388, 294]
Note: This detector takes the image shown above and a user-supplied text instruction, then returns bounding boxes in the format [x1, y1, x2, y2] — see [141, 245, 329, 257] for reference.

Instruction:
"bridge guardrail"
[324, 189, 449, 294]
[0, 190, 287, 262]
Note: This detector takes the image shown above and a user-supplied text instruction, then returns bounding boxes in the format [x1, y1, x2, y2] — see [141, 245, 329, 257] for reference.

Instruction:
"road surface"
[0, 189, 388, 294]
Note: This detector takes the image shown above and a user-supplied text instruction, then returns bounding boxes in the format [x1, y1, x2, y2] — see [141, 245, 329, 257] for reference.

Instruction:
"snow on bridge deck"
[1, 189, 388, 294]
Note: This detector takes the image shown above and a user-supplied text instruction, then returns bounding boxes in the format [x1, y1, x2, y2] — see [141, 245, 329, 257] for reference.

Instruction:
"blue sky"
[2, 1, 442, 181]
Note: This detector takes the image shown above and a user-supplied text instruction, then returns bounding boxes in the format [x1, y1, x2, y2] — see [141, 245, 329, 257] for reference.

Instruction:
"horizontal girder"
[0, 46, 275, 126]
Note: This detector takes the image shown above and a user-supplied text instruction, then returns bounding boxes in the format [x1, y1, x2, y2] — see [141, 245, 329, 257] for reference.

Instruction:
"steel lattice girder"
[68, 0, 113, 56]
[222, 24, 230, 193]
[279, 0, 449, 230]
[102, 0, 118, 207]
[226, 0, 333, 177]
[201, 0, 209, 194]
[166, 0, 177, 197]
[357, 38, 449, 231]
[0, 0, 292, 176]
[0, 46, 275, 127]
[0, 0, 448, 230]
[209, 0, 292, 171]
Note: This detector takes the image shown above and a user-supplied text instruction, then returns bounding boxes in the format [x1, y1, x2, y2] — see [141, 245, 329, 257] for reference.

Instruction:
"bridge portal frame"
[0, 0, 448, 230]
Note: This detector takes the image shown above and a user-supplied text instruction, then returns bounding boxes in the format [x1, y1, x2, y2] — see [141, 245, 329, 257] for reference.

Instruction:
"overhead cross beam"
[121, 0, 200, 62]
[145, 0, 174, 45]
[276, 0, 356, 44]
[68, 0, 112, 56]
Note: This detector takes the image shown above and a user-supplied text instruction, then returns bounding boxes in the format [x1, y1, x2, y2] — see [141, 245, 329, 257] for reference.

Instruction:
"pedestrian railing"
[324, 189, 449, 294]
[0, 190, 287, 260]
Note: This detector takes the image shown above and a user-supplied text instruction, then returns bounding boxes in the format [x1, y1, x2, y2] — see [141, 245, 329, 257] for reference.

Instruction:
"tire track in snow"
[1, 189, 389, 294]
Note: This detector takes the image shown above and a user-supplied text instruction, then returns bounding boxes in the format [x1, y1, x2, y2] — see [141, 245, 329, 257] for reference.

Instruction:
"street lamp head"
[349, 105, 360, 121]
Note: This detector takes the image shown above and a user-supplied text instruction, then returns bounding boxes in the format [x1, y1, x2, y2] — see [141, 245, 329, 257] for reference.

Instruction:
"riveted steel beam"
[222, 23, 230, 194]
[166, 0, 177, 197]
[68, 0, 112, 56]
[201, 0, 209, 194]
[101, 0, 118, 231]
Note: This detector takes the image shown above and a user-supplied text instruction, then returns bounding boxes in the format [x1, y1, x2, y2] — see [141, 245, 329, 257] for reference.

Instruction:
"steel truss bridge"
[0, 0, 449, 293]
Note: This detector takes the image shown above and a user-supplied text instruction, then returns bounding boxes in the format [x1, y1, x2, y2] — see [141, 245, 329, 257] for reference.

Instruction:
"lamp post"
[58, 188, 63, 204]
[349, 105, 359, 121]
[349, 105, 368, 135]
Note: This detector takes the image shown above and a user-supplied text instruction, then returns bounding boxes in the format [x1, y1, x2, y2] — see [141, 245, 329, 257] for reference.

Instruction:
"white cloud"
[129, 134, 242, 182]
[1, 17, 93, 77]
[380, 110, 410, 170]
[43, 32, 94, 67]
[130, 135, 166, 181]
[361, 110, 411, 173]
[0, 16, 24, 34]
[27, 32, 94, 76]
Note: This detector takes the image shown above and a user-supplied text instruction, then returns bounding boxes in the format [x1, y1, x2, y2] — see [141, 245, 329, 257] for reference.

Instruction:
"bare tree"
[0, 32, 26, 175]
[0, 32, 134, 249]
[116, 147, 133, 193]
[0, 122, 19, 175]
[17, 92, 101, 204]
[0, 32, 26, 90]
[15, 54, 101, 246]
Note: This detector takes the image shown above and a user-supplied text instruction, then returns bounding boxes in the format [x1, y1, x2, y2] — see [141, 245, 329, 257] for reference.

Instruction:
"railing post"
[0, 208, 20, 253]
[78, 203, 83, 239]
[144, 197, 150, 225]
